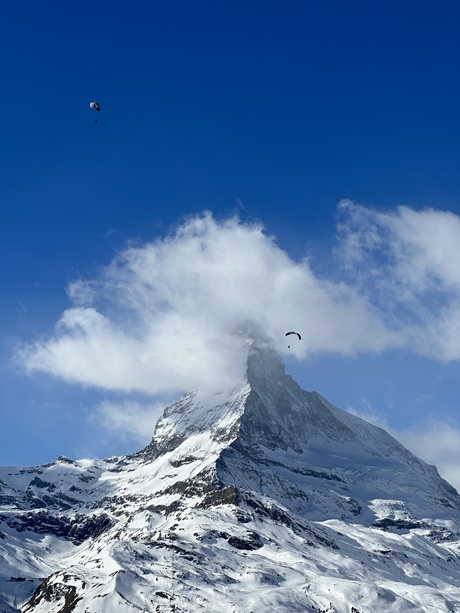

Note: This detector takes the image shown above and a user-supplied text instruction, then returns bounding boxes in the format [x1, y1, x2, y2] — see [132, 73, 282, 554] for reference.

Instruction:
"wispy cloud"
[91, 399, 167, 444]
[337, 200, 460, 360]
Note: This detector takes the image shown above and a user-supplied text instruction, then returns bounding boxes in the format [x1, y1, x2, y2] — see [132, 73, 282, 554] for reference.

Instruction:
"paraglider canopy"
[285, 331, 301, 348]
[89, 102, 100, 111]
[285, 331, 301, 341]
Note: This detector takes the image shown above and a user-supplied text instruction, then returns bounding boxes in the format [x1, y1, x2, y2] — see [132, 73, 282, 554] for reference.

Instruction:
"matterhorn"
[1, 341, 460, 612]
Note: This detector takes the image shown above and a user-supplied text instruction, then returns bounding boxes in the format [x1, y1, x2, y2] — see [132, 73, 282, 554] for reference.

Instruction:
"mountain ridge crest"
[1, 340, 460, 612]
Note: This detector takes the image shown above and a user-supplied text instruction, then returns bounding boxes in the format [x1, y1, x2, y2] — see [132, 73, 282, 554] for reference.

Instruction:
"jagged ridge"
[1, 340, 460, 612]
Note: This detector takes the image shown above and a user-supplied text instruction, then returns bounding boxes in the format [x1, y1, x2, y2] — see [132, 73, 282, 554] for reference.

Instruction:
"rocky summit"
[1, 341, 460, 612]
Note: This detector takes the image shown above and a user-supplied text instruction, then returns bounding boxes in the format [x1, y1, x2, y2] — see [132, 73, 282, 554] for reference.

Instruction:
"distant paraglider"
[89, 101, 100, 122]
[285, 331, 301, 349]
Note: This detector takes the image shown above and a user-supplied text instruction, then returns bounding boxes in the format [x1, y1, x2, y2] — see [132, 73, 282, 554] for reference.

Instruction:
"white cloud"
[16, 212, 398, 395]
[337, 201, 460, 360]
[13, 199, 460, 481]
[345, 401, 391, 431]
[13, 205, 460, 484]
[66, 279, 97, 306]
[92, 399, 166, 444]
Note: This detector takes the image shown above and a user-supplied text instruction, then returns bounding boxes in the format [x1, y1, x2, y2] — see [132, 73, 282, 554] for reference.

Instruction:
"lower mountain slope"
[1, 341, 459, 612]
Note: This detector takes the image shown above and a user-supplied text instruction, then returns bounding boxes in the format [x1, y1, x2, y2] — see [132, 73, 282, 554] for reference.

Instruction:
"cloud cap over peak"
[16, 206, 460, 396]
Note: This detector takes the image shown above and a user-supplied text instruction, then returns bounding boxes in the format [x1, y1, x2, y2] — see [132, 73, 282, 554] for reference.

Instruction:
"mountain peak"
[2, 343, 460, 612]
[137, 341, 460, 525]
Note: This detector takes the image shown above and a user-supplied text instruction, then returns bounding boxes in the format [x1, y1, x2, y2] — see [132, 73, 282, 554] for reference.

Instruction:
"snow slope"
[1, 341, 460, 612]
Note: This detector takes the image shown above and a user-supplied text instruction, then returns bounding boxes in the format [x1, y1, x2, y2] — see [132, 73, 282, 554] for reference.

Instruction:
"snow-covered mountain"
[1, 341, 460, 612]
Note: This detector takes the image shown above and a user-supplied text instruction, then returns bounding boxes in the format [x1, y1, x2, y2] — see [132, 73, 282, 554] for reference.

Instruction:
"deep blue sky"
[1, 1, 460, 477]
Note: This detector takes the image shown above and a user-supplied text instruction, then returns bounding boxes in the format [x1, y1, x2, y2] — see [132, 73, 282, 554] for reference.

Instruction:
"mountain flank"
[1, 341, 460, 612]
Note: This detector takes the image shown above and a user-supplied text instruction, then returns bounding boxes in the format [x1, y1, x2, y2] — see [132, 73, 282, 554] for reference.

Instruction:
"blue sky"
[1, 1, 460, 489]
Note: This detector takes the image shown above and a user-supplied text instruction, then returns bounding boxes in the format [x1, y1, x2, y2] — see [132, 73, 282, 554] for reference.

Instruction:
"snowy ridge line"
[1, 341, 460, 611]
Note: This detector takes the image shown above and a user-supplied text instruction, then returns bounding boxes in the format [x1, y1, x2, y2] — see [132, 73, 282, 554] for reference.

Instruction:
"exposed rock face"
[1, 341, 460, 612]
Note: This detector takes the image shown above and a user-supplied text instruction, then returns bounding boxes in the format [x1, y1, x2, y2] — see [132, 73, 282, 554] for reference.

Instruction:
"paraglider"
[285, 331, 301, 348]
[89, 101, 100, 122]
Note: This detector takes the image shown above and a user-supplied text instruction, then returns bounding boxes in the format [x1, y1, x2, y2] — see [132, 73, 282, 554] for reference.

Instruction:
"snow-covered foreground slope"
[1, 341, 460, 612]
